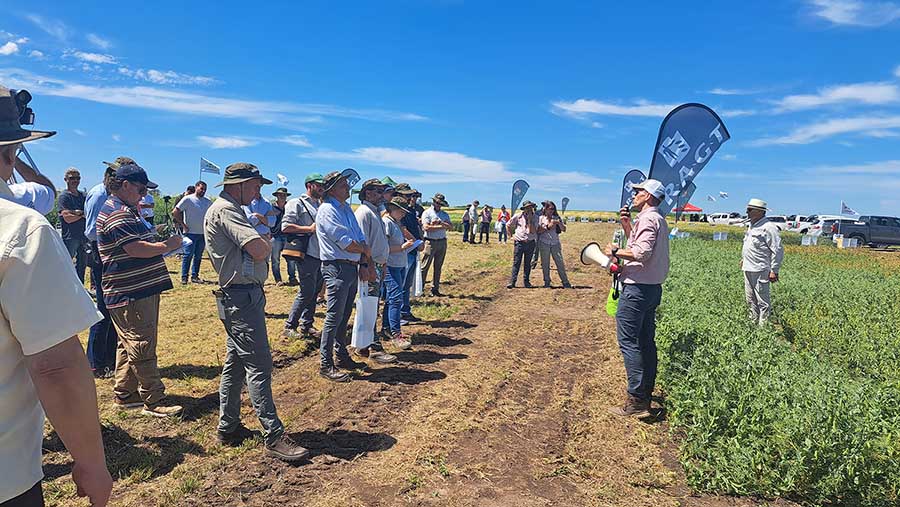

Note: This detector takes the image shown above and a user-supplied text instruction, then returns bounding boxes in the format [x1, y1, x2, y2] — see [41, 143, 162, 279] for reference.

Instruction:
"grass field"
[39, 221, 900, 506]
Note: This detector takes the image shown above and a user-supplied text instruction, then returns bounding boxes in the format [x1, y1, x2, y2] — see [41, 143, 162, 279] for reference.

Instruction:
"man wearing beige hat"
[741, 198, 784, 326]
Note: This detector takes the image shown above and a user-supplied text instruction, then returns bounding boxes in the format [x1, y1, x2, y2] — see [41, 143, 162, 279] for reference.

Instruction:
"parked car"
[579, 217, 589, 223]
[793, 214, 844, 234]
[837, 216, 900, 247]
[809, 218, 861, 238]
[767, 215, 789, 230]
[707, 212, 744, 225]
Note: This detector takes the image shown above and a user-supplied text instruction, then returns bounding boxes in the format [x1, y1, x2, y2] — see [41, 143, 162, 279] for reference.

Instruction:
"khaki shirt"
[204, 191, 268, 287]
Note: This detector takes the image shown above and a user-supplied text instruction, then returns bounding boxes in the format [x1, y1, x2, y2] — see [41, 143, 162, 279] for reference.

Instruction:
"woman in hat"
[497, 205, 510, 243]
[537, 200, 572, 288]
[478, 204, 493, 244]
[382, 197, 417, 345]
[506, 200, 539, 288]
[270, 187, 297, 286]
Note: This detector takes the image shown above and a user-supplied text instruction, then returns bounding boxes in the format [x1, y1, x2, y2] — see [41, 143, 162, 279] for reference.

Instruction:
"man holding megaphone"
[601, 179, 670, 418]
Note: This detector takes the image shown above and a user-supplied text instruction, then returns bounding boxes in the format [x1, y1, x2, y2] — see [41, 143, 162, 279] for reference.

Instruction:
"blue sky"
[2, 0, 900, 215]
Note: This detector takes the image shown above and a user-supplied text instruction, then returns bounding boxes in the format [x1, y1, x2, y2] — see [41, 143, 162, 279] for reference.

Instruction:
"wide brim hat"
[386, 196, 413, 214]
[394, 182, 416, 195]
[216, 162, 273, 187]
[360, 178, 387, 193]
[323, 168, 361, 193]
[520, 200, 537, 210]
[103, 156, 137, 169]
[432, 193, 449, 206]
[272, 187, 291, 197]
[747, 198, 768, 210]
[0, 86, 56, 146]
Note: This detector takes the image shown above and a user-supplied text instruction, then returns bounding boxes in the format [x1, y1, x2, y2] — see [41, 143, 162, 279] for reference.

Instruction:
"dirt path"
[46, 225, 779, 507]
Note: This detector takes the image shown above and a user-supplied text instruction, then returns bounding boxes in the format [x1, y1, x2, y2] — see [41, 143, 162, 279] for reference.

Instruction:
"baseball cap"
[632, 179, 666, 200]
[305, 173, 325, 184]
[116, 163, 158, 189]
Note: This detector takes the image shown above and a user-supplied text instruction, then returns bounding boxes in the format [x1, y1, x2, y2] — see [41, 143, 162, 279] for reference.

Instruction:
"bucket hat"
[0, 86, 55, 146]
[216, 162, 273, 187]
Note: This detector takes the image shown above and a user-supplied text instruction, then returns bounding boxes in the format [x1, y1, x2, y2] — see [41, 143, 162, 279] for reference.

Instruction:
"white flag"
[200, 157, 220, 174]
[840, 201, 858, 216]
[707, 195, 717, 202]
[277, 173, 290, 186]
[719, 191, 729, 199]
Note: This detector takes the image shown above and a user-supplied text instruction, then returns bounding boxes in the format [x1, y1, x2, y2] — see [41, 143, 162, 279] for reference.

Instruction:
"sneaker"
[319, 366, 351, 383]
[93, 366, 114, 379]
[217, 424, 257, 447]
[562, 283, 573, 289]
[506, 284, 515, 289]
[431, 289, 444, 297]
[141, 402, 184, 418]
[113, 393, 143, 410]
[302, 326, 321, 339]
[282, 328, 304, 340]
[524, 282, 534, 288]
[607, 395, 651, 419]
[265, 434, 310, 463]
[399, 319, 410, 326]
[181, 278, 188, 285]
[191, 277, 203, 284]
[387, 333, 412, 351]
[402, 314, 422, 322]
[369, 350, 398, 364]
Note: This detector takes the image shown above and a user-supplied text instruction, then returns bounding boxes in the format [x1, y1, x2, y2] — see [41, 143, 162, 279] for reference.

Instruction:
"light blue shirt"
[84, 182, 107, 242]
[316, 196, 367, 261]
[242, 197, 276, 236]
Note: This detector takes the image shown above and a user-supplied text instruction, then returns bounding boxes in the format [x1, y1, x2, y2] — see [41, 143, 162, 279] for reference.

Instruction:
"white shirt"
[742, 217, 784, 273]
[174, 194, 212, 234]
[0, 182, 55, 215]
[140, 193, 155, 219]
[422, 207, 451, 240]
[0, 198, 102, 502]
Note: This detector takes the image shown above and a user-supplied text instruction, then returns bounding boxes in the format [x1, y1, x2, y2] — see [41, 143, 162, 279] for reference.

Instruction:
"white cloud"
[895, 65, 900, 78]
[118, 67, 217, 86]
[720, 154, 738, 160]
[552, 98, 677, 118]
[73, 129, 87, 136]
[529, 170, 610, 186]
[68, 51, 117, 65]
[0, 42, 18, 56]
[197, 136, 259, 149]
[708, 87, 762, 96]
[301, 147, 516, 183]
[25, 14, 70, 41]
[0, 68, 426, 129]
[807, 0, 900, 27]
[86, 33, 112, 50]
[15, 37, 29, 44]
[590, 122, 604, 129]
[278, 135, 312, 147]
[27, 50, 44, 59]
[772, 82, 899, 111]
[750, 115, 900, 145]
[112, 134, 121, 142]
[815, 159, 900, 174]
[720, 109, 757, 118]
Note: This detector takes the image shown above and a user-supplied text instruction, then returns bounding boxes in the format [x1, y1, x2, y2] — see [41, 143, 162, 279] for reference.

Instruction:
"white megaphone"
[580, 242, 620, 273]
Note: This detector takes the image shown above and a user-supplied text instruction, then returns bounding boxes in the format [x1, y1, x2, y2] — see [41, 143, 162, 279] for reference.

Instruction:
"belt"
[323, 259, 359, 266]
[425, 237, 447, 242]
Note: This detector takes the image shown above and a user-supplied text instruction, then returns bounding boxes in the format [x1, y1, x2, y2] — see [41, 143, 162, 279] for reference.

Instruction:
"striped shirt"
[96, 195, 173, 308]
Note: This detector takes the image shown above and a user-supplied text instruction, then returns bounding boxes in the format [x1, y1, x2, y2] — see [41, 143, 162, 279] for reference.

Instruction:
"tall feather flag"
[647, 104, 730, 216]
[200, 157, 220, 174]
[620, 169, 646, 209]
[511, 179, 530, 211]
[561, 197, 570, 216]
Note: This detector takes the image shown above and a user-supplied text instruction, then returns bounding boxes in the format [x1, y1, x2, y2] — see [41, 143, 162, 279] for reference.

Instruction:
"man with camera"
[97, 163, 184, 418]
[1, 84, 114, 507]
[173, 180, 212, 285]
[204, 163, 308, 462]
[282, 173, 326, 340]
[602, 179, 670, 419]
[58, 167, 88, 284]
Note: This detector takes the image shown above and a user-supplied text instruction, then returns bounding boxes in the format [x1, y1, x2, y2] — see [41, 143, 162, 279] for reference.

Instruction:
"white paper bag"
[413, 253, 424, 297]
[351, 282, 378, 349]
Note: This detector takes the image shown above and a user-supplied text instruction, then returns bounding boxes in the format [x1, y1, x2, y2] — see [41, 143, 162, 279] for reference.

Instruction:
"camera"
[12, 89, 34, 126]
[163, 195, 171, 203]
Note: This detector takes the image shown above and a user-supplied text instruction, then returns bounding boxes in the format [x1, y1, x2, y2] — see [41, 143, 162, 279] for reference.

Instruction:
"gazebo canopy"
[673, 203, 703, 213]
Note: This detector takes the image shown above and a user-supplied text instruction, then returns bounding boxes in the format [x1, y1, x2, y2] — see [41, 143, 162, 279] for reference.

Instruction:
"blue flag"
[511, 179, 529, 211]
[561, 197, 570, 215]
[620, 169, 646, 209]
[648, 104, 730, 216]
[200, 157, 220, 174]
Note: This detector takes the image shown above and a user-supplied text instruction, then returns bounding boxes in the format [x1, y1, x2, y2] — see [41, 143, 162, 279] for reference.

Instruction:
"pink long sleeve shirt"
[620, 206, 670, 285]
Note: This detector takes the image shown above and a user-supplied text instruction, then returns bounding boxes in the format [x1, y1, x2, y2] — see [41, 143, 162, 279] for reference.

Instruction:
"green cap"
[380, 176, 397, 187]
[305, 173, 325, 184]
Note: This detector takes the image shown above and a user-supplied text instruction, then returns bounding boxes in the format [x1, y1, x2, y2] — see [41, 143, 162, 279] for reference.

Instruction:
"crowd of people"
[0, 83, 785, 506]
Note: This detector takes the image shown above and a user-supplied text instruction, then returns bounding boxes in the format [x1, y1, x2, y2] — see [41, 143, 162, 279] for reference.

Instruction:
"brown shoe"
[265, 434, 309, 462]
[607, 395, 651, 418]
[113, 393, 143, 409]
[141, 402, 184, 418]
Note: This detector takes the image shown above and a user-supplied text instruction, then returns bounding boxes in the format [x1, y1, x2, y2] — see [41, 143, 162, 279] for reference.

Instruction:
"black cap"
[116, 163, 157, 189]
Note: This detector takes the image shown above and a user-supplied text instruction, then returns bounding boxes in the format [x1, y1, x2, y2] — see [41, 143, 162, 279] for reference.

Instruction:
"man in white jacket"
[741, 198, 784, 325]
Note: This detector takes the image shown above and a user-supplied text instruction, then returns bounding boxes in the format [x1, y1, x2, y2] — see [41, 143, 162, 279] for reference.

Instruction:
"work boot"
[607, 395, 651, 418]
[337, 355, 368, 371]
[368, 343, 398, 364]
[141, 402, 184, 418]
[191, 276, 203, 284]
[265, 434, 310, 463]
[302, 326, 321, 339]
[402, 313, 421, 322]
[319, 366, 351, 383]
[217, 424, 257, 447]
[112, 393, 143, 409]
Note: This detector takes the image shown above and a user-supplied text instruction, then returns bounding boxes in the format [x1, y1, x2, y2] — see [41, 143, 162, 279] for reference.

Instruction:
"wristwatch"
[611, 246, 619, 256]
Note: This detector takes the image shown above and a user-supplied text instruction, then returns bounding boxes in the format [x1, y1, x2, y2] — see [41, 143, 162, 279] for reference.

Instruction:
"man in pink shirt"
[603, 179, 670, 418]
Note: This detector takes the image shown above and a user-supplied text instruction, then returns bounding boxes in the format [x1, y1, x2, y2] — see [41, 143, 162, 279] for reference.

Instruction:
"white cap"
[632, 178, 666, 200]
[747, 198, 767, 210]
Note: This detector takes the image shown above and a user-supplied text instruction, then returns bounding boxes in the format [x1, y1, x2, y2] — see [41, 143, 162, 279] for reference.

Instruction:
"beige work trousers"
[109, 293, 166, 404]
[743, 270, 771, 325]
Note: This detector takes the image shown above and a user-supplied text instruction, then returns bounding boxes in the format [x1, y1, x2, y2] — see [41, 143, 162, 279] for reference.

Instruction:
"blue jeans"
[320, 261, 358, 368]
[285, 256, 322, 331]
[615, 283, 662, 400]
[462, 221, 471, 242]
[86, 241, 118, 371]
[270, 236, 297, 283]
[401, 251, 417, 316]
[498, 222, 508, 242]
[181, 233, 205, 280]
[382, 265, 406, 335]
[63, 237, 86, 284]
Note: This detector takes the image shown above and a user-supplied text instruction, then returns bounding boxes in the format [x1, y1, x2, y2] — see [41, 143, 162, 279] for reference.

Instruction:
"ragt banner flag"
[200, 157, 220, 174]
[620, 169, 646, 209]
[511, 179, 529, 211]
[561, 197, 570, 215]
[648, 103, 730, 216]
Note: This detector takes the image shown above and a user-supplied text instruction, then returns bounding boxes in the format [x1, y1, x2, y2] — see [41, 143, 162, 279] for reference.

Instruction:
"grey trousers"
[421, 238, 447, 292]
[538, 242, 571, 286]
[285, 255, 323, 331]
[744, 270, 771, 325]
[320, 261, 358, 368]
[215, 285, 284, 445]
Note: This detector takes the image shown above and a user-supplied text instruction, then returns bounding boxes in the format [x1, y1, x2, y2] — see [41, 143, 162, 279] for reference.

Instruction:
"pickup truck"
[837, 216, 900, 247]
[707, 212, 745, 225]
